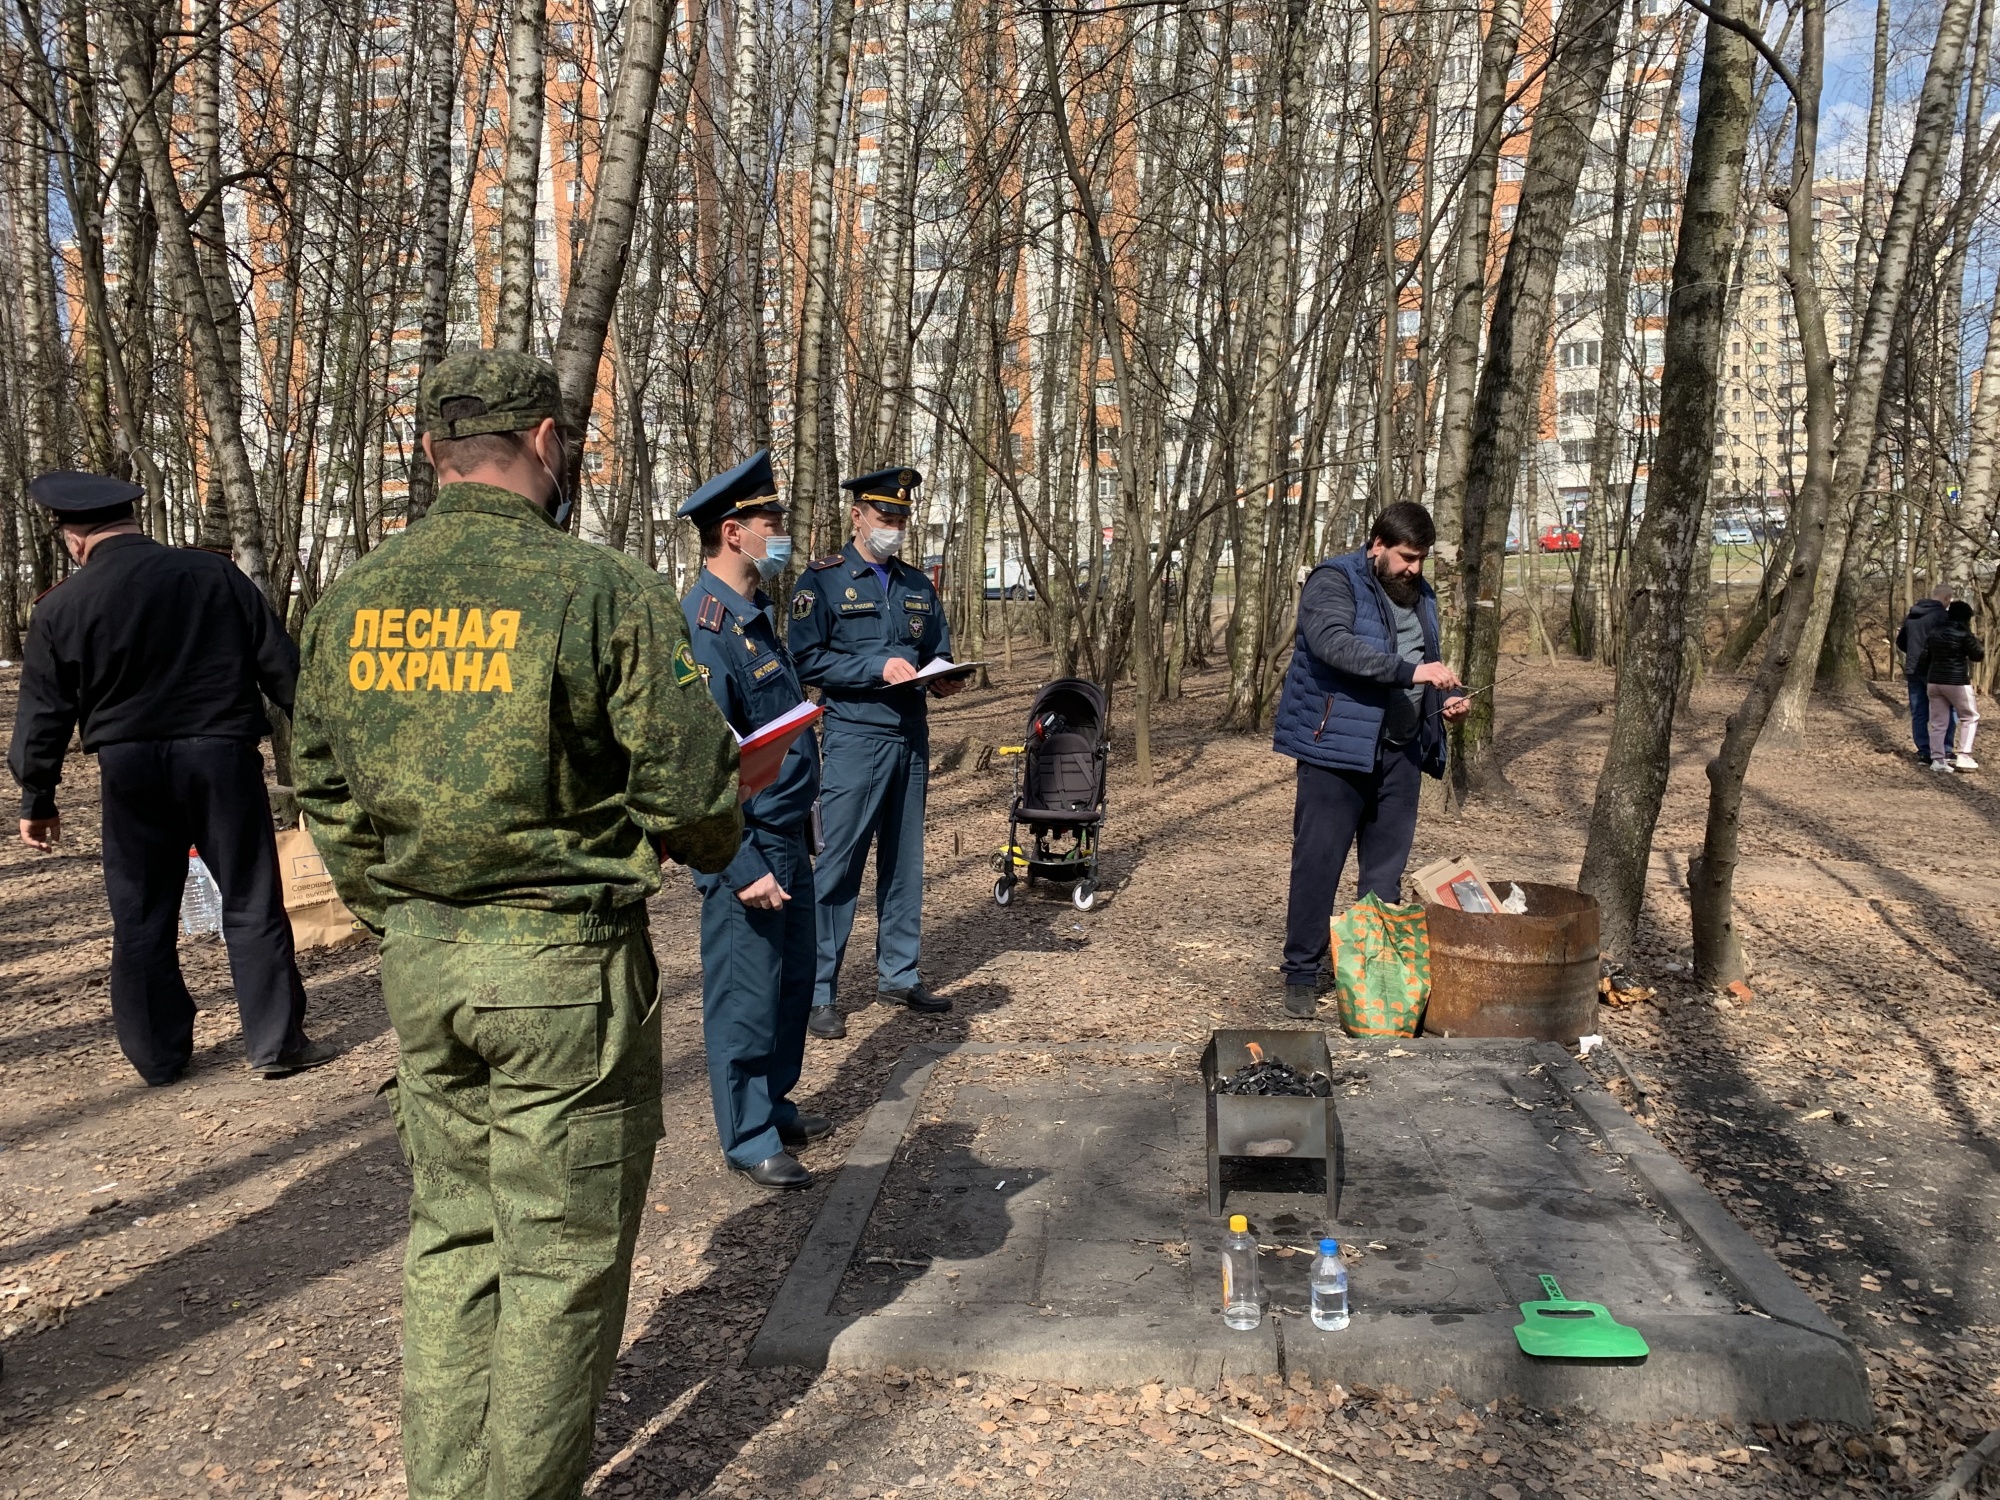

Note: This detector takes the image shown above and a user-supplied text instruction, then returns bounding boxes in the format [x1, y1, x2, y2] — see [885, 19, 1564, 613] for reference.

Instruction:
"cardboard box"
[1411, 856, 1502, 915]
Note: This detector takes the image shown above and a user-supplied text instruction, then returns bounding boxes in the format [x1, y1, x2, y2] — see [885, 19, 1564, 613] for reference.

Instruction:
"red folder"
[736, 701, 823, 799]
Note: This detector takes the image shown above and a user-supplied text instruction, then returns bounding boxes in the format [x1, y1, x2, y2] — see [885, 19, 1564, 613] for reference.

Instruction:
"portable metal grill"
[1201, 1028, 1343, 1221]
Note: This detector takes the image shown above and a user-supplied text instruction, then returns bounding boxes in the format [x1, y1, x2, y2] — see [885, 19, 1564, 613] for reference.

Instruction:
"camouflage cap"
[418, 351, 568, 440]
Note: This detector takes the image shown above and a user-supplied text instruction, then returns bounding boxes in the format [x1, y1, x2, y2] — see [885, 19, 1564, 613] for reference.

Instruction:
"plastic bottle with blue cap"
[1310, 1237, 1350, 1330]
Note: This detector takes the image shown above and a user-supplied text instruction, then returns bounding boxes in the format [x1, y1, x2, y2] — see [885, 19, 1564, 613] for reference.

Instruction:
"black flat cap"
[28, 471, 144, 523]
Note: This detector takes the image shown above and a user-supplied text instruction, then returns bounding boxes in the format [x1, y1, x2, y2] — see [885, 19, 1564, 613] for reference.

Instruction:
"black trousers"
[1281, 741, 1423, 986]
[97, 737, 309, 1082]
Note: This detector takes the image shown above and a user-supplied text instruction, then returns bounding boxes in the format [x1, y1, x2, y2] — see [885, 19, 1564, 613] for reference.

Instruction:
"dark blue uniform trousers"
[813, 730, 927, 1007]
[1281, 739, 1423, 987]
[698, 826, 815, 1167]
[97, 736, 310, 1082]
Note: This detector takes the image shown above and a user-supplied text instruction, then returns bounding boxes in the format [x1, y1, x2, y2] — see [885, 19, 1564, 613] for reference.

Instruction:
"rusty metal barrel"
[1422, 881, 1600, 1041]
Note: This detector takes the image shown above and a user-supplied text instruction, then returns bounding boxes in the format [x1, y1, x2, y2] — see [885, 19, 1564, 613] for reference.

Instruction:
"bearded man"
[1271, 501, 1470, 1018]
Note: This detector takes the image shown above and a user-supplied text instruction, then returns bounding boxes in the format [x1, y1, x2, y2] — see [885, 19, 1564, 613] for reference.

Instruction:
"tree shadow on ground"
[587, 1119, 1039, 1496]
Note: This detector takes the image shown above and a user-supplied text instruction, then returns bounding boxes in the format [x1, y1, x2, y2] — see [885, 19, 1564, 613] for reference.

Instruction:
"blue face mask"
[752, 533, 793, 583]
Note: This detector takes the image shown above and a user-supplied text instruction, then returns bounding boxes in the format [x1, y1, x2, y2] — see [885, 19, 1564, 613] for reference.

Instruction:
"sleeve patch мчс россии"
[346, 606, 519, 693]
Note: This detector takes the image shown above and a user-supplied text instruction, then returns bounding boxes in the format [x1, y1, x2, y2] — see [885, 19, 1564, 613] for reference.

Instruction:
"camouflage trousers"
[379, 917, 662, 1500]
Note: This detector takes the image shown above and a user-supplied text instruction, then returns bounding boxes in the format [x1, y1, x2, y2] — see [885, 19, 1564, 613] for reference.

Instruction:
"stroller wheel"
[1071, 880, 1097, 912]
[994, 878, 1015, 908]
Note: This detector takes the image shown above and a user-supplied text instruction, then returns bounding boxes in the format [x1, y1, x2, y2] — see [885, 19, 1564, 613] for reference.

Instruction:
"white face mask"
[866, 525, 906, 558]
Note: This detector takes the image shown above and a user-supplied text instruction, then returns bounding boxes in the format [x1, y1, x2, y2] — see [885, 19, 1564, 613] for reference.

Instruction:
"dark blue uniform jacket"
[682, 572, 820, 892]
[787, 542, 952, 742]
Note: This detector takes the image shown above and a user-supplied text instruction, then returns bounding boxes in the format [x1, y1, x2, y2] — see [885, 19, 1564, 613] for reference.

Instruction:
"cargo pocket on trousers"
[376, 1075, 410, 1167]
[467, 952, 607, 1091]
[561, 1103, 654, 1257]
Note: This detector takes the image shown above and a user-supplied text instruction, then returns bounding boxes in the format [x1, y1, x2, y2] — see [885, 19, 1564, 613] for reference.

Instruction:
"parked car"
[1712, 520, 1753, 546]
[984, 560, 1035, 601]
[1536, 526, 1582, 553]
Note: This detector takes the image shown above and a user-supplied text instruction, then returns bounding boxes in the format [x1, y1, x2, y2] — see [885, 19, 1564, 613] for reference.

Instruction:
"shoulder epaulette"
[695, 593, 726, 633]
[809, 554, 845, 571]
[30, 577, 71, 605]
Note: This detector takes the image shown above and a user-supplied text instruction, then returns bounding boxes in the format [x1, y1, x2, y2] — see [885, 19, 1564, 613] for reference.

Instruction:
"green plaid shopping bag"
[1330, 893, 1431, 1037]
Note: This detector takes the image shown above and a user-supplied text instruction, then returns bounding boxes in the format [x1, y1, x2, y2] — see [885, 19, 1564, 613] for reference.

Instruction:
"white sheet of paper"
[911, 658, 983, 682]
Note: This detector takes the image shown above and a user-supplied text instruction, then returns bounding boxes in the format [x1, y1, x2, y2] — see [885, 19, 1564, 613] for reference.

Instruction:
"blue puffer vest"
[1271, 549, 1446, 777]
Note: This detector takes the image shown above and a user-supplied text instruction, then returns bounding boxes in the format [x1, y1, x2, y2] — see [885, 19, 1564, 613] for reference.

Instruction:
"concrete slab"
[750, 1039, 1870, 1425]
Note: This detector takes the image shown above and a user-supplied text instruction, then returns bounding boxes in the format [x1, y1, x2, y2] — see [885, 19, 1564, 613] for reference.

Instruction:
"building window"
[1559, 389, 1596, 419]
[1559, 339, 1601, 369]
[1397, 308, 1421, 338]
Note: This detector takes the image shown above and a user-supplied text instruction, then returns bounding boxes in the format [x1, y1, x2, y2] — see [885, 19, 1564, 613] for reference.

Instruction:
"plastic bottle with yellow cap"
[1221, 1214, 1261, 1329]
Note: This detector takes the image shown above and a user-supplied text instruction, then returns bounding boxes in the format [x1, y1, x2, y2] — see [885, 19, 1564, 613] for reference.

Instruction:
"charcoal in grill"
[1216, 1059, 1333, 1097]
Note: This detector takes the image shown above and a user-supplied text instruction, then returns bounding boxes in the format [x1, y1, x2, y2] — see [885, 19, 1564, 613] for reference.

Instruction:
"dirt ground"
[2, 646, 1997, 1500]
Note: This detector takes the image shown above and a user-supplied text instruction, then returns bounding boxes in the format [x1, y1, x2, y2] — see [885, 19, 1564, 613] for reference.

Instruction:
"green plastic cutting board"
[1514, 1275, 1650, 1359]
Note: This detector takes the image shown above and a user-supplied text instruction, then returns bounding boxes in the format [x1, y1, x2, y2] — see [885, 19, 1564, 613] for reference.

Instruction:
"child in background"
[1918, 600, 1984, 773]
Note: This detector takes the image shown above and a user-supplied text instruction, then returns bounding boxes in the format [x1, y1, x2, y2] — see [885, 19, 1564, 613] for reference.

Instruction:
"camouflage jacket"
[294, 482, 741, 941]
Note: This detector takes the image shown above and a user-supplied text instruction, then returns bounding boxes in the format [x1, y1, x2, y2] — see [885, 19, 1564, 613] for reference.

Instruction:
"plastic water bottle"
[1310, 1237, 1350, 1330]
[1221, 1214, 1262, 1330]
[181, 850, 222, 937]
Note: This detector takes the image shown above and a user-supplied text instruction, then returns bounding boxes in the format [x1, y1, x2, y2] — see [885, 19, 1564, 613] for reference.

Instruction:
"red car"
[1537, 526, 1581, 552]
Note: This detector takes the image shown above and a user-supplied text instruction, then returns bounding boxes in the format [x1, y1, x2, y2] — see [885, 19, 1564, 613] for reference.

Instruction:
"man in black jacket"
[8, 472, 335, 1084]
[1897, 585, 1957, 763]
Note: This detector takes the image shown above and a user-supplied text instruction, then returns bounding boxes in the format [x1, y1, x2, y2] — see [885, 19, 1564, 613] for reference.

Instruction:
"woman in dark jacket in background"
[1917, 600, 1984, 773]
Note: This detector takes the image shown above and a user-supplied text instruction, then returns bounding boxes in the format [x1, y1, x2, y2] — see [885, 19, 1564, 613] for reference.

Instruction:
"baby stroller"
[992, 678, 1109, 911]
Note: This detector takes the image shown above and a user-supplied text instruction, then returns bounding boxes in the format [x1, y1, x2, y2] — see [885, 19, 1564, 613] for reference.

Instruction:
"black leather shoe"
[1284, 984, 1319, 1019]
[779, 1113, 834, 1148]
[734, 1152, 812, 1189]
[255, 1039, 340, 1079]
[881, 984, 951, 1014]
[807, 1006, 847, 1040]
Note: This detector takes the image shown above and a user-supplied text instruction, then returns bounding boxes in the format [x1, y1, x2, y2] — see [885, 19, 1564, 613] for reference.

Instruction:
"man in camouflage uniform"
[293, 351, 741, 1500]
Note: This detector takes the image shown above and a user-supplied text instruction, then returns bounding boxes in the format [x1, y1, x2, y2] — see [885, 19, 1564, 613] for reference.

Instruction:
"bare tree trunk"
[1576, 0, 1754, 959]
[553, 0, 675, 502]
[1957, 272, 2000, 586]
[1222, 0, 1309, 731]
[862, 0, 913, 463]
[1767, 0, 1981, 741]
[190, 0, 243, 550]
[1691, 0, 1836, 987]
[1451, 0, 1623, 795]
[495, 0, 548, 351]
[788, 0, 856, 561]
[1575, 17, 1688, 663]
[1431, 0, 1524, 664]
[107, 1, 271, 595]
[406, 0, 459, 522]
[1039, 6, 1153, 784]
[725, 0, 771, 452]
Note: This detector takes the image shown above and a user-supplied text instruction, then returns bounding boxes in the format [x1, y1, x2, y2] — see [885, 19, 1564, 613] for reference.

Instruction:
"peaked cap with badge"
[840, 466, 922, 517]
[417, 350, 571, 440]
[29, 470, 145, 525]
[679, 449, 785, 530]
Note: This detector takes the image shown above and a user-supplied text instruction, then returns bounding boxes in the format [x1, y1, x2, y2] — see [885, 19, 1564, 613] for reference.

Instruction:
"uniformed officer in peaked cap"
[292, 349, 741, 1500]
[679, 451, 831, 1188]
[8, 470, 333, 1085]
[789, 465, 964, 1040]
